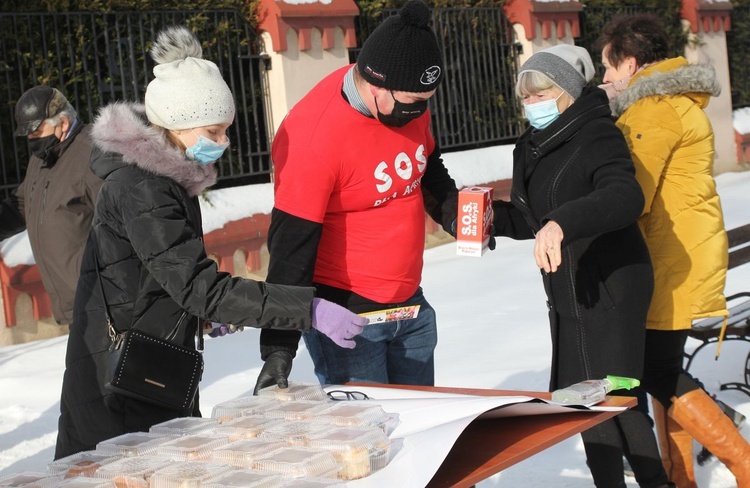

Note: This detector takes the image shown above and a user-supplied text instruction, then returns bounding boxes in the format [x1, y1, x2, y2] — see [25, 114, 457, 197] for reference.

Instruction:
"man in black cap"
[254, 0, 460, 393]
[0, 86, 102, 326]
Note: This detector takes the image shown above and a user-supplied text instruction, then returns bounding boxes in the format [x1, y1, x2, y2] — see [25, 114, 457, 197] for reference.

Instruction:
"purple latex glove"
[311, 298, 368, 348]
[208, 322, 243, 338]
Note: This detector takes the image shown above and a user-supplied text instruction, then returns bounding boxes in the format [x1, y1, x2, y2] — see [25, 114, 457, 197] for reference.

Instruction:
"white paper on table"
[326, 385, 627, 488]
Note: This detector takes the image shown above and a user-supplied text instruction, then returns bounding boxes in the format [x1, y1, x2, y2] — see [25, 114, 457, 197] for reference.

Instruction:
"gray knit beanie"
[518, 45, 595, 99]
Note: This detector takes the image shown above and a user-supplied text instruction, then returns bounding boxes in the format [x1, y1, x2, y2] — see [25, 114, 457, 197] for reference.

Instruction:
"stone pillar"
[681, 0, 737, 173]
[258, 0, 359, 136]
[504, 0, 583, 66]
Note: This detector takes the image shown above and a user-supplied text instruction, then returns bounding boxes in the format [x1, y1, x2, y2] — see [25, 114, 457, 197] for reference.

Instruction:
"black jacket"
[493, 86, 653, 390]
[55, 103, 316, 459]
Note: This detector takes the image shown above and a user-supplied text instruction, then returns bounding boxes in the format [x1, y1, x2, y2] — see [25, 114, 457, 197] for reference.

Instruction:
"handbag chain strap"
[92, 243, 198, 351]
[92, 248, 122, 350]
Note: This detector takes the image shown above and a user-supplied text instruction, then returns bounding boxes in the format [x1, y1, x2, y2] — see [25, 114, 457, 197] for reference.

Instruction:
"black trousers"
[640, 329, 702, 409]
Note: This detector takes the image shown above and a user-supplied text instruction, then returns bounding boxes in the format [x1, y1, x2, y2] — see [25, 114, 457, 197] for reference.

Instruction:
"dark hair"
[595, 13, 669, 69]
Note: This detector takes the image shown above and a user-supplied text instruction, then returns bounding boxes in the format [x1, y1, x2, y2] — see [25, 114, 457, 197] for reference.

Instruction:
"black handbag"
[94, 250, 204, 411]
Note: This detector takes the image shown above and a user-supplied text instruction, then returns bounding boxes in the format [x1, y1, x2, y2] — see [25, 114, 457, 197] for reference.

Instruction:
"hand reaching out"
[534, 221, 564, 273]
[207, 322, 244, 338]
[311, 298, 368, 348]
[253, 351, 293, 395]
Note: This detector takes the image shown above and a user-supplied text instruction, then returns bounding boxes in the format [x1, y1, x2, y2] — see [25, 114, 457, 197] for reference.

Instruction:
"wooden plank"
[353, 384, 635, 488]
[427, 398, 634, 487]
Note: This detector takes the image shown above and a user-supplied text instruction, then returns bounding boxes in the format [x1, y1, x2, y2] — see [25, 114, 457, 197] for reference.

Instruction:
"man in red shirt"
[254, 0, 460, 392]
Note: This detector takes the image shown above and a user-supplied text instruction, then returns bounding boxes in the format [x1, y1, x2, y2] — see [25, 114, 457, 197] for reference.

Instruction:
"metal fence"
[351, 6, 524, 151]
[575, 5, 648, 85]
[728, 6, 750, 108]
[0, 9, 270, 199]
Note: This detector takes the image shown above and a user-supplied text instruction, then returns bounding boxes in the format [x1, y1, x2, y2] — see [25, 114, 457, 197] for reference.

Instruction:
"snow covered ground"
[1, 157, 750, 486]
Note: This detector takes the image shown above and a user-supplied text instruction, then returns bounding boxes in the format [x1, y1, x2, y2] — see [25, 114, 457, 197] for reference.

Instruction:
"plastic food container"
[252, 447, 341, 478]
[256, 383, 327, 403]
[0, 472, 64, 487]
[314, 402, 391, 430]
[92, 456, 172, 486]
[153, 434, 231, 461]
[202, 468, 286, 488]
[95, 433, 178, 457]
[260, 401, 331, 422]
[277, 479, 346, 488]
[307, 426, 391, 480]
[208, 415, 284, 441]
[211, 397, 280, 423]
[55, 479, 120, 487]
[209, 439, 287, 468]
[258, 421, 329, 446]
[149, 462, 231, 488]
[149, 417, 219, 436]
[47, 451, 120, 478]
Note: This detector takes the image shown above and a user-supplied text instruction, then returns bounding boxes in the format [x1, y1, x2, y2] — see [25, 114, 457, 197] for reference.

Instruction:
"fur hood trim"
[612, 61, 721, 117]
[90, 102, 217, 196]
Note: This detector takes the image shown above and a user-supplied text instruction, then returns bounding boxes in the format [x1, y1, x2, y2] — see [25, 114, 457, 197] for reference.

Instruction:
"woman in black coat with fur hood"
[492, 45, 671, 488]
[55, 26, 367, 459]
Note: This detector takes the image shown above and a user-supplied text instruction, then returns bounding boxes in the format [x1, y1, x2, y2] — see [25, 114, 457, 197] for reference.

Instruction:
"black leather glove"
[253, 350, 293, 395]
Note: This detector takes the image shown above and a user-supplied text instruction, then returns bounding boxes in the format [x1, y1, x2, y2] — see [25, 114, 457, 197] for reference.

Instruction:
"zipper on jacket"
[39, 180, 50, 224]
[548, 153, 589, 377]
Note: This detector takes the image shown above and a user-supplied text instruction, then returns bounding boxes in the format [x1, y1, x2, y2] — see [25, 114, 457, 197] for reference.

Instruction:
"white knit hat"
[518, 44, 595, 99]
[145, 26, 235, 130]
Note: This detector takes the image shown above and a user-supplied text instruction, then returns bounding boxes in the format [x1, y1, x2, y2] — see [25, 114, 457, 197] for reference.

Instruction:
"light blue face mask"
[184, 133, 230, 166]
[524, 92, 563, 130]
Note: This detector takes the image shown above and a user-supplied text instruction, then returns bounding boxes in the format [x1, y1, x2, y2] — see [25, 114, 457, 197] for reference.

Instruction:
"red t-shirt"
[272, 65, 436, 303]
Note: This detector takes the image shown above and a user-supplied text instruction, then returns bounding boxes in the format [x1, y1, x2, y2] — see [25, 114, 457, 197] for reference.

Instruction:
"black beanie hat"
[357, 0, 443, 93]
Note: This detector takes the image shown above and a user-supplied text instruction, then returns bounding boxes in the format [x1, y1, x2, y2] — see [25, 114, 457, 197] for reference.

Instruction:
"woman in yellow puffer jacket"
[597, 13, 749, 488]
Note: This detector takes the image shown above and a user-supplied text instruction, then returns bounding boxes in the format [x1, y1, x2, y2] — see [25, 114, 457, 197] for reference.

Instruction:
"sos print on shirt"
[373, 144, 427, 207]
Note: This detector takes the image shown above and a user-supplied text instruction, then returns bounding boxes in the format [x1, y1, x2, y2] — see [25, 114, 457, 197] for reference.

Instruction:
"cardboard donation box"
[456, 187, 493, 257]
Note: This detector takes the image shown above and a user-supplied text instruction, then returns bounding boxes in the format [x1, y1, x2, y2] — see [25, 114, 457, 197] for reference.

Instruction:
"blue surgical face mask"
[524, 92, 564, 130]
[183, 131, 230, 166]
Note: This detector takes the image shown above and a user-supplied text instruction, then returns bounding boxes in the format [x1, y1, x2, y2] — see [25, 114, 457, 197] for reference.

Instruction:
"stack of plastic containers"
[2, 382, 397, 487]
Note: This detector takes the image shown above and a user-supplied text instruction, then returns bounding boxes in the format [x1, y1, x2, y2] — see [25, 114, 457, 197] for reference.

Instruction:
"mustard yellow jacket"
[612, 57, 727, 331]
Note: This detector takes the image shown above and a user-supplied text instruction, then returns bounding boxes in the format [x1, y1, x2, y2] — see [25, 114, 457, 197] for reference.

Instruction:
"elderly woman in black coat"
[492, 45, 671, 488]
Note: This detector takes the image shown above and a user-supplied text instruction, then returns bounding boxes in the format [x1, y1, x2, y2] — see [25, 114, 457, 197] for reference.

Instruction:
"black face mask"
[375, 91, 428, 128]
[27, 133, 61, 162]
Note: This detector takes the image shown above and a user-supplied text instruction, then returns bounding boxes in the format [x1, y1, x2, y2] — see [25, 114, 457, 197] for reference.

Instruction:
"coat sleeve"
[260, 208, 324, 360]
[491, 199, 535, 240]
[616, 101, 682, 217]
[118, 178, 315, 331]
[421, 143, 459, 235]
[85, 148, 105, 206]
[544, 118, 645, 244]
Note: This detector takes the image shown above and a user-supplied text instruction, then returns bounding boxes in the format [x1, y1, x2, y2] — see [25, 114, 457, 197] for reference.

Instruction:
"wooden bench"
[685, 292, 750, 397]
[684, 224, 750, 398]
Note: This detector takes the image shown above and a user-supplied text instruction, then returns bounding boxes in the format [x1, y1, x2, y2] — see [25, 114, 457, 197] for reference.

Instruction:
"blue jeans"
[303, 288, 437, 386]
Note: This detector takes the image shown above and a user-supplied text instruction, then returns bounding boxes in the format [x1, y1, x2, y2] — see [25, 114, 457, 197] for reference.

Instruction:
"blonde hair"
[515, 71, 561, 98]
[153, 124, 187, 151]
